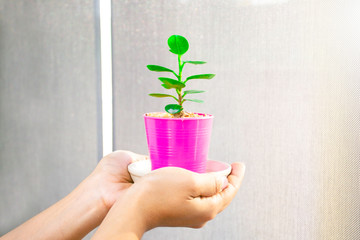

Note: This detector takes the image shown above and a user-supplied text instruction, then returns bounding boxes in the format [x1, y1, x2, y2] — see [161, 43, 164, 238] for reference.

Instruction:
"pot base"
[128, 159, 232, 183]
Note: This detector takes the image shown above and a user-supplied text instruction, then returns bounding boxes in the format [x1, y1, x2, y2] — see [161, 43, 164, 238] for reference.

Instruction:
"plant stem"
[178, 55, 183, 81]
[177, 54, 183, 107]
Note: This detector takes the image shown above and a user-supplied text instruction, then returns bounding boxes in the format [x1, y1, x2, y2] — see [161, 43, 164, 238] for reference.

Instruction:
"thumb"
[127, 151, 149, 163]
[194, 173, 229, 197]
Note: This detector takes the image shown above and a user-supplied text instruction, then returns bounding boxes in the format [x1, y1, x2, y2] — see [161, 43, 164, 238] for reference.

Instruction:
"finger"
[217, 162, 246, 212]
[228, 162, 246, 189]
[193, 173, 229, 197]
[109, 150, 148, 164]
[127, 151, 149, 163]
[193, 162, 245, 211]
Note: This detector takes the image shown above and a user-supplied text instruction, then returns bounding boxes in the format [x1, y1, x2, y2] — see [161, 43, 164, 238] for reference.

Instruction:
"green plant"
[147, 35, 215, 116]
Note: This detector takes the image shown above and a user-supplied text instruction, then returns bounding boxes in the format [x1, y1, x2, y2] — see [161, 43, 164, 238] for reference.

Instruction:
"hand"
[87, 150, 148, 211]
[136, 163, 245, 229]
[92, 162, 246, 239]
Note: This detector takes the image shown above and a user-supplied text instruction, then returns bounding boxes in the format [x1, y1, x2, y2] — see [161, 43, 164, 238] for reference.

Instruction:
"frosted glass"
[112, 0, 360, 239]
[0, 1, 101, 237]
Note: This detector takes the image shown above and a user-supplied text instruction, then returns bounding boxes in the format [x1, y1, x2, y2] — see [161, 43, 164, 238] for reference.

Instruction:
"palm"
[92, 151, 148, 209]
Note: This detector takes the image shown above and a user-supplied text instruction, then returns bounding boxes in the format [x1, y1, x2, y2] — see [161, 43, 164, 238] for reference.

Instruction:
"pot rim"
[144, 112, 214, 120]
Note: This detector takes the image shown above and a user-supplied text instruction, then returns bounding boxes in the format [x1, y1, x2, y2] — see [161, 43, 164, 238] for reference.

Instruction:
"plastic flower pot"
[144, 113, 213, 173]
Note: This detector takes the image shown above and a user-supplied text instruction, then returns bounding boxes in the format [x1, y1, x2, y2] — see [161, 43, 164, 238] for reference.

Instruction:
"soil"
[146, 111, 206, 118]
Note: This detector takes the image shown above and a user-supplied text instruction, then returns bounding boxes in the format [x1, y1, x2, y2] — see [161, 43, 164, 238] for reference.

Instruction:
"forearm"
[2, 176, 108, 240]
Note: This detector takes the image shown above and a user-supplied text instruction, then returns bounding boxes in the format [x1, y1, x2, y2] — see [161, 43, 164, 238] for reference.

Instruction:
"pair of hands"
[1, 150, 245, 240]
[90, 151, 246, 239]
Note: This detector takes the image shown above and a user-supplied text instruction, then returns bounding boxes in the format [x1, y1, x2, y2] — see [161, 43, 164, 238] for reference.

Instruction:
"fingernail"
[219, 176, 228, 191]
[241, 163, 246, 176]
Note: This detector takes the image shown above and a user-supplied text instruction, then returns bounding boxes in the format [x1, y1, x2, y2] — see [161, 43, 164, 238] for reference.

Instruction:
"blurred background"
[1, 0, 359, 239]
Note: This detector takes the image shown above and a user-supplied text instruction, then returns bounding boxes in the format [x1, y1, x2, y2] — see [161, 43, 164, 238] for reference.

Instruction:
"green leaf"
[186, 74, 215, 82]
[169, 49, 177, 54]
[149, 93, 178, 101]
[183, 90, 205, 94]
[182, 90, 205, 98]
[147, 65, 174, 73]
[161, 84, 171, 89]
[165, 104, 183, 114]
[159, 77, 185, 89]
[168, 35, 189, 55]
[183, 61, 207, 64]
[184, 99, 204, 103]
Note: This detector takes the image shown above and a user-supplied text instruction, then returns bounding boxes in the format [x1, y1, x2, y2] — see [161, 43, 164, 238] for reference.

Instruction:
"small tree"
[147, 35, 215, 117]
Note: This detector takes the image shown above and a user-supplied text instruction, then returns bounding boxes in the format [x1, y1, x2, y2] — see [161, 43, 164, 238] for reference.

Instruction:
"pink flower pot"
[144, 113, 213, 173]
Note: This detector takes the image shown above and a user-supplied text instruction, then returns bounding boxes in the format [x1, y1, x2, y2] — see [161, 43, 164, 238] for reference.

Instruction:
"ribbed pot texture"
[144, 113, 213, 173]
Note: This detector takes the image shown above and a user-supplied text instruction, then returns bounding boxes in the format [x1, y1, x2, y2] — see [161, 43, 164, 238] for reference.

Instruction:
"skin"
[93, 163, 246, 240]
[1, 151, 245, 240]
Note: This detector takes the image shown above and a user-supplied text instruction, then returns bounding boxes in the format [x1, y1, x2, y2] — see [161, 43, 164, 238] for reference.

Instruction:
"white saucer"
[128, 160, 232, 183]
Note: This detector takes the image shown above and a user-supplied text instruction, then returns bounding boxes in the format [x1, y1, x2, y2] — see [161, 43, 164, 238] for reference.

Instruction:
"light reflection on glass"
[237, 0, 290, 6]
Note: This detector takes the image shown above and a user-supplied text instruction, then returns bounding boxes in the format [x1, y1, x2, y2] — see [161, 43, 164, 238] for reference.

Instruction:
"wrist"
[113, 188, 149, 235]
[78, 173, 110, 218]
[92, 187, 149, 240]
[60, 177, 109, 237]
